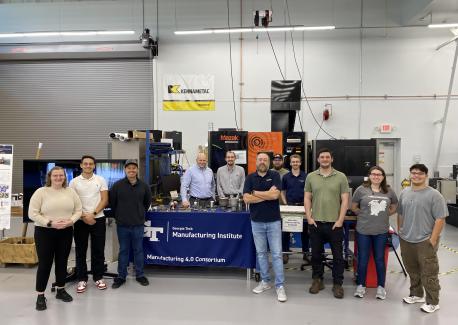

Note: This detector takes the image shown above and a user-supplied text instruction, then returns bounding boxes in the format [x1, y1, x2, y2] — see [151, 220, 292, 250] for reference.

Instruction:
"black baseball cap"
[273, 154, 283, 160]
[124, 159, 138, 168]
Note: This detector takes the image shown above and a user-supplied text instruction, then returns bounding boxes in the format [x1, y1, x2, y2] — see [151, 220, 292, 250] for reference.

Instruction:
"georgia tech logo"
[168, 85, 180, 94]
[144, 221, 164, 242]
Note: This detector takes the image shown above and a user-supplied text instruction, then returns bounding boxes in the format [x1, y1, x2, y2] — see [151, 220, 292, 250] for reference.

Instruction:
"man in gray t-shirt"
[397, 164, 448, 313]
[398, 187, 448, 243]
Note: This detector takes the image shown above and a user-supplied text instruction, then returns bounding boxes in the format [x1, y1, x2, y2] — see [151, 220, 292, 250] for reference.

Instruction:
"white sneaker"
[76, 281, 87, 293]
[376, 286, 386, 300]
[276, 286, 287, 302]
[421, 303, 440, 313]
[95, 279, 107, 290]
[252, 281, 272, 294]
[354, 285, 366, 298]
[403, 295, 425, 304]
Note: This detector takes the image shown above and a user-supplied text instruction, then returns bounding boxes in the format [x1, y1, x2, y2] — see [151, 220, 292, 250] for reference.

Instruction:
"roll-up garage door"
[0, 59, 153, 192]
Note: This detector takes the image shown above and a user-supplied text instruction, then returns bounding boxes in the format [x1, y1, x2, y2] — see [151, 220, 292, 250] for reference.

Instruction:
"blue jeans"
[356, 232, 387, 287]
[251, 220, 285, 288]
[117, 225, 145, 279]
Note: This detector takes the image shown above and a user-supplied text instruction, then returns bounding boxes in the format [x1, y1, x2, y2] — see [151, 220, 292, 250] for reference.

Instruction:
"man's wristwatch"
[46, 221, 52, 228]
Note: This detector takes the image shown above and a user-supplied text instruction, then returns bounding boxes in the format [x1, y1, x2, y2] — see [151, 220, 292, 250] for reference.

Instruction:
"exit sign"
[380, 124, 393, 133]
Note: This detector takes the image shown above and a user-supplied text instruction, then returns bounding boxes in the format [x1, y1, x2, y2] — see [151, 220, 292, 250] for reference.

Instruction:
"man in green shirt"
[304, 148, 349, 299]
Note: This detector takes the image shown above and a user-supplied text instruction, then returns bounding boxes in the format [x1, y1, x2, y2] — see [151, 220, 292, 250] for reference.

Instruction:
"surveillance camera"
[139, 27, 158, 56]
[141, 28, 151, 48]
[142, 38, 150, 48]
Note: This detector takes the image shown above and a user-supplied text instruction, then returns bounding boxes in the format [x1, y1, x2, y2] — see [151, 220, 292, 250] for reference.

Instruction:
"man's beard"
[257, 163, 268, 172]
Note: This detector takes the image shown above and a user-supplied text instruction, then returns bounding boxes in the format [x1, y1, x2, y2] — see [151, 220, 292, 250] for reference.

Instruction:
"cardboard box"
[128, 130, 154, 140]
[0, 237, 38, 265]
[128, 130, 162, 141]
[11, 206, 23, 217]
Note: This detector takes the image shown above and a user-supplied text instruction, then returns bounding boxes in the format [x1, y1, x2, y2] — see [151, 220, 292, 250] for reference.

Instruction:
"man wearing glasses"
[397, 164, 448, 313]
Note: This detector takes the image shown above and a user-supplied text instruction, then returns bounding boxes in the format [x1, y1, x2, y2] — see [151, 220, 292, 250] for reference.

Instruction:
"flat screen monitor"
[271, 80, 301, 111]
[23, 159, 126, 222]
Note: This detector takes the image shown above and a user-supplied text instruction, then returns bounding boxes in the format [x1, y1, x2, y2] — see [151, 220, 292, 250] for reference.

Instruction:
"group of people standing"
[28, 149, 448, 314]
[180, 151, 246, 208]
[28, 156, 151, 311]
[243, 149, 447, 313]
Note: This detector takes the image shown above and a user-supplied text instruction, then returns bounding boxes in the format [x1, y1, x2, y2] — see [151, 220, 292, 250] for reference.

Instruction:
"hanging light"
[0, 30, 135, 38]
[174, 25, 335, 35]
[428, 23, 458, 28]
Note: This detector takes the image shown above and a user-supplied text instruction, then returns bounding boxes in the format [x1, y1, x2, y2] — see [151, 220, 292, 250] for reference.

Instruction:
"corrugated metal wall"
[0, 59, 153, 192]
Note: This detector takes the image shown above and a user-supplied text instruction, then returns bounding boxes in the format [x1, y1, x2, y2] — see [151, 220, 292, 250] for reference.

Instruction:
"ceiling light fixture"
[0, 30, 135, 38]
[174, 25, 335, 35]
[428, 23, 458, 29]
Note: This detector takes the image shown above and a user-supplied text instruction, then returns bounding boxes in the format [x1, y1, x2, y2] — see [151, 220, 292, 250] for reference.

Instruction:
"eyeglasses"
[370, 173, 383, 177]
[410, 171, 426, 176]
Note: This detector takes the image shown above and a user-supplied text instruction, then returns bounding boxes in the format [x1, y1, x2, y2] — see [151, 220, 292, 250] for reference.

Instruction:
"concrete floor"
[1, 220, 458, 325]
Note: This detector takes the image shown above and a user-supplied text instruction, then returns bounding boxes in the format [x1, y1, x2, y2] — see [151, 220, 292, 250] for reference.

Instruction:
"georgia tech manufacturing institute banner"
[162, 74, 215, 111]
[143, 211, 256, 268]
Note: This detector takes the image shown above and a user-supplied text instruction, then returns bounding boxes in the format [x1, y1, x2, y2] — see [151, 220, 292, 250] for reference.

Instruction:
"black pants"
[281, 222, 309, 252]
[309, 222, 344, 285]
[74, 217, 106, 281]
[34, 226, 73, 292]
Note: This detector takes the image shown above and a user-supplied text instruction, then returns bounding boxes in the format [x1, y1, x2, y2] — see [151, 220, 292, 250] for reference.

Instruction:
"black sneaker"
[112, 277, 126, 289]
[136, 276, 149, 286]
[36, 294, 47, 311]
[282, 254, 289, 264]
[302, 253, 311, 263]
[56, 288, 73, 302]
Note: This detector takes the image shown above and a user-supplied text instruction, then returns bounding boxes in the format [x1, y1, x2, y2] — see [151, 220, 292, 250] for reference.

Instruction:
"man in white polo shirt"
[69, 155, 109, 293]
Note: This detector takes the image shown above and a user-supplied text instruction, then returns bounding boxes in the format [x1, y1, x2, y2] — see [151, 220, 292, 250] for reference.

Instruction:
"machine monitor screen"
[23, 159, 126, 222]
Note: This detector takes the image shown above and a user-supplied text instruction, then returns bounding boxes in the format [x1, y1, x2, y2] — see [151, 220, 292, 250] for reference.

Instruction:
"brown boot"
[309, 278, 324, 294]
[332, 284, 344, 299]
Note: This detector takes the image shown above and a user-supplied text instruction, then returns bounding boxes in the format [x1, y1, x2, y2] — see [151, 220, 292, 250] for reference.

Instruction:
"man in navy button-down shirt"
[280, 154, 308, 264]
[180, 152, 215, 208]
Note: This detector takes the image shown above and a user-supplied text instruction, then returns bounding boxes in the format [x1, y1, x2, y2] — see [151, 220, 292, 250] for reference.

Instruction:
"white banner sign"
[0, 144, 13, 230]
[163, 74, 215, 111]
[281, 215, 304, 232]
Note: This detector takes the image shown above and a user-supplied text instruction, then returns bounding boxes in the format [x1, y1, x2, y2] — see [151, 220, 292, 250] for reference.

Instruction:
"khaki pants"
[399, 238, 441, 305]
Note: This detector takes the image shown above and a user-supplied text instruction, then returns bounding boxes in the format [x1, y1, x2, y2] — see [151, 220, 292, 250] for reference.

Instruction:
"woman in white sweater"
[28, 166, 82, 311]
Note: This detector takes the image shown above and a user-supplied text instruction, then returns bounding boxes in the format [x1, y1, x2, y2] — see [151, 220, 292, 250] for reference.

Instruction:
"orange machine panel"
[247, 132, 283, 174]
